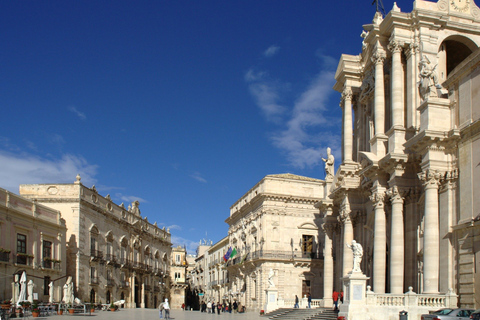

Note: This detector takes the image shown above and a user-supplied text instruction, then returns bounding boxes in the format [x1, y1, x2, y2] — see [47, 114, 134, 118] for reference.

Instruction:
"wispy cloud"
[167, 224, 182, 231]
[68, 106, 86, 120]
[0, 151, 98, 192]
[245, 69, 287, 123]
[171, 235, 200, 255]
[245, 53, 341, 169]
[115, 193, 148, 204]
[264, 45, 280, 57]
[191, 172, 207, 183]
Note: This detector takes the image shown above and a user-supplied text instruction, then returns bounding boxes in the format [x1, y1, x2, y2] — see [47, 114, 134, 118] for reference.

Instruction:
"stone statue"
[49, 281, 54, 303]
[63, 276, 74, 304]
[418, 55, 439, 100]
[268, 268, 275, 288]
[346, 240, 363, 272]
[27, 280, 34, 303]
[322, 147, 335, 178]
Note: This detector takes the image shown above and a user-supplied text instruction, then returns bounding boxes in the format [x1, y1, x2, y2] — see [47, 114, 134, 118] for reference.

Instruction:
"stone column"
[339, 196, 353, 277]
[342, 87, 353, 163]
[388, 40, 403, 128]
[370, 191, 386, 293]
[387, 186, 404, 294]
[322, 220, 335, 307]
[372, 48, 386, 135]
[405, 42, 419, 129]
[418, 170, 441, 294]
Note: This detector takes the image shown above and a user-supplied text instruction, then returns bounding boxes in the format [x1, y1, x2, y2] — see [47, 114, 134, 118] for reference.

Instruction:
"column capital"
[404, 42, 419, 59]
[372, 49, 386, 65]
[321, 222, 337, 237]
[337, 209, 352, 224]
[418, 169, 442, 188]
[342, 87, 353, 101]
[388, 39, 403, 54]
[386, 185, 404, 204]
[370, 191, 385, 208]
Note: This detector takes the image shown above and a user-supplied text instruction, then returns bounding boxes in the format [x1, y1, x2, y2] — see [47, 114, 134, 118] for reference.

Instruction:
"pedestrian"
[181, 303, 185, 311]
[207, 301, 212, 313]
[163, 299, 170, 320]
[307, 293, 312, 308]
[294, 295, 299, 308]
[212, 302, 216, 315]
[340, 291, 344, 303]
[332, 290, 339, 311]
[228, 301, 232, 313]
[233, 301, 238, 313]
[158, 301, 164, 319]
[217, 302, 221, 314]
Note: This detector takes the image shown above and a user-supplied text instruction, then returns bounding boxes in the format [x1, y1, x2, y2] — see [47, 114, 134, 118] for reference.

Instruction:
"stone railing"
[365, 286, 457, 309]
[276, 298, 323, 309]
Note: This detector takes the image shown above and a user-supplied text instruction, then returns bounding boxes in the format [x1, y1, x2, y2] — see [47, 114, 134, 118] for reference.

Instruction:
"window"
[43, 240, 52, 268]
[302, 235, 313, 253]
[90, 237, 96, 255]
[44, 276, 51, 295]
[17, 234, 27, 265]
[175, 254, 180, 263]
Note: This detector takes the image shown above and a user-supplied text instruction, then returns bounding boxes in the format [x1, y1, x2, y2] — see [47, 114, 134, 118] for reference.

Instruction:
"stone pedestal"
[264, 288, 279, 313]
[339, 271, 370, 320]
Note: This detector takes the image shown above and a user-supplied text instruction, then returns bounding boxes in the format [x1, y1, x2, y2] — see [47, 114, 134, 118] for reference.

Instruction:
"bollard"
[399, 310, 408, 320]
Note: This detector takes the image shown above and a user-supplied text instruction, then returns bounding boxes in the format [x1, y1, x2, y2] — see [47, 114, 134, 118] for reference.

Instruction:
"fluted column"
[405, 42, 419, 128]
[339, 199, 353, 276]
[418, 170, 441, 293]
[342, 87, 353, 163]
[370, 191, 386, 293]
[388, 40, 403, 128]
[387, 186, 404, 294]
[372, 49, 386, 135]
[322, 220, 335, 307]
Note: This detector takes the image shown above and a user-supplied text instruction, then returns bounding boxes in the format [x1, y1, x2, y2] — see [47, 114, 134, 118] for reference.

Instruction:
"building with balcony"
[225, 173, 324, 312]
[19, 175, 172, 308]
[170, 245, 188, 309]
[206, 236, 229, 303]
[0, 187, 67, 302]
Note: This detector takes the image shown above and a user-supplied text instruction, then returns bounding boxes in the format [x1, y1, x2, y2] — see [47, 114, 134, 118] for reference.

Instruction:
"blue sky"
[0, 0, 414, 254]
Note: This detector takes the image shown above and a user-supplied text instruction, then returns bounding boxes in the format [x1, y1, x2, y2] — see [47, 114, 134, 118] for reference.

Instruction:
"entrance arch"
[438, 35, 478, 81]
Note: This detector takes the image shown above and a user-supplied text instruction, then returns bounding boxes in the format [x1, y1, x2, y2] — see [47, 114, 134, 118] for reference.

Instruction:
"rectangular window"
[176, 254, 180, 263]
[90, 237, 96, 254]
[43, 240, 52, 268]
[302, 280, 311, 297]
[302, 235, 313, 254]
[17, 234, 27, 265]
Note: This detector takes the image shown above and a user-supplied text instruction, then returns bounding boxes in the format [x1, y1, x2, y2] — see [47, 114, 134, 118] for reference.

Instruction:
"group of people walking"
[200, 300, 245, 314]
[158, 299, 171, 319]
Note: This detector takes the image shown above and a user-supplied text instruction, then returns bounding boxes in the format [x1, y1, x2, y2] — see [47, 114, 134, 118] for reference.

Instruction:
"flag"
[223, 247, 232, 262]
[231, 248, 237, 259]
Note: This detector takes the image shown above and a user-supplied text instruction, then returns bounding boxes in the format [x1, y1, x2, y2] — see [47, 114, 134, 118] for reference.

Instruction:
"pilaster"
[370, 190, 386, 294]
[386, 186, 405, 294]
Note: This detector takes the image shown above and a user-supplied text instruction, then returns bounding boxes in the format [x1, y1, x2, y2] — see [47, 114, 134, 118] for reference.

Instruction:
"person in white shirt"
[163, 299, 170, 319]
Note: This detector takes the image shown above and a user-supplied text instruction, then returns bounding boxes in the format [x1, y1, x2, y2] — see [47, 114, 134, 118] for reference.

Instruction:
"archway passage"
[438, 36, 478, 80]
[135, 277, 140, 308]
[90, 289, 96, 304]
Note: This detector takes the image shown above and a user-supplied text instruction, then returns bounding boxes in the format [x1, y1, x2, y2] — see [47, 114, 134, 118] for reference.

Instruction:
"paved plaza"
[17, 309, 264, 320]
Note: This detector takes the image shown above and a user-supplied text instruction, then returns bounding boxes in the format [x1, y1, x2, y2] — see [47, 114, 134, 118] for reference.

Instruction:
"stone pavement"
[23, 308, 264, 320]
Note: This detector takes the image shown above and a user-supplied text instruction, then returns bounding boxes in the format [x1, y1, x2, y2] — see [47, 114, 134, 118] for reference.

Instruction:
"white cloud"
[115, 193, 148, 204]
[167, 224, 182, 231]
[246, 58, 341, 169]
[191, 172, 207, 183]
[264, 45, 280, 57]
[170, 235, 199, 255]
[0, 151, 98, 192]
[245, 69, 287, 123]
[68, 106, 86, 120]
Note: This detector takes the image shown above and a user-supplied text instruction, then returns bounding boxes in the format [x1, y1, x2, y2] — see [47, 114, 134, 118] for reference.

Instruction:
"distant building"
[170, 245, 188, 309]
[206, 236, 229, 303]
[0, 187, 67, 303]
[19, 175, 171, 308]
[225, 173, 324, 311]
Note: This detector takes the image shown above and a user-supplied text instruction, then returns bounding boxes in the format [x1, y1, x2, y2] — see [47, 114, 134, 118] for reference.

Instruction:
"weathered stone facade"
[19, 175, 171, 308]
[0, 187, 67, 303]
[225, 173, 324, 312]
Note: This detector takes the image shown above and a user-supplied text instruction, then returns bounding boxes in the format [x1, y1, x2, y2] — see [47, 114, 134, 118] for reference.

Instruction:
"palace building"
[19, 175, 172, 308]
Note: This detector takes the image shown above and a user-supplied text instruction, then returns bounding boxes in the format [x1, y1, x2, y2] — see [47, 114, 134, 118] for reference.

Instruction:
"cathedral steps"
[267, 308, 338, 320]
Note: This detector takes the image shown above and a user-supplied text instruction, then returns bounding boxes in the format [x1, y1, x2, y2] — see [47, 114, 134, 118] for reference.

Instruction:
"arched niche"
[438, 35, 478, 81]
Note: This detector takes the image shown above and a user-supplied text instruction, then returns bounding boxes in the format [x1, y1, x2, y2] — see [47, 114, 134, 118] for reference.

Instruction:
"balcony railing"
[90, 277, 99, 285]
[230, 250, 323, 265]
[120, 258, 132, 269]
[105, 254, 117, 264]
[90, 250, 104, 262]
[106, 279, 115, 287]
[42, 259, 61, 270]
[16, 254, 34, 266]
[119, 281, 129, 288]
[0, 251, 10, 263]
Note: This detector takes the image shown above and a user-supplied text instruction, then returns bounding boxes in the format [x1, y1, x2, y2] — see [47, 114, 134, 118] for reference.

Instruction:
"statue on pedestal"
[322, 147, 335, 178]
[418, 55, 439, 100]
[347, 240, 363, 272]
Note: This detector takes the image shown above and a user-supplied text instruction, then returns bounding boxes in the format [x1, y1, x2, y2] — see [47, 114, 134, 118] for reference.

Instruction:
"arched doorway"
[90, 289, 96, 304]
[106, 290, 111, 304]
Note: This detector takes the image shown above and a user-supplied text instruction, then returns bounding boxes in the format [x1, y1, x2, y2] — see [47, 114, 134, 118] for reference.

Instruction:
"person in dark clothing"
[294, 295, 299, 308]
[307, 293, 312, 308]
[233, 301, 238, 313]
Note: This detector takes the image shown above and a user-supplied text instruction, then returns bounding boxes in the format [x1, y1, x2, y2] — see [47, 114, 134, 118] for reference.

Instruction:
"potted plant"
[31, 302, 39, 317]
[57, 304, 63, 315]
[68, 304, 74, 314]
[109, 303, 115, 312]
[0, 300, 11, 310]
[89, 302, 95, 313]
